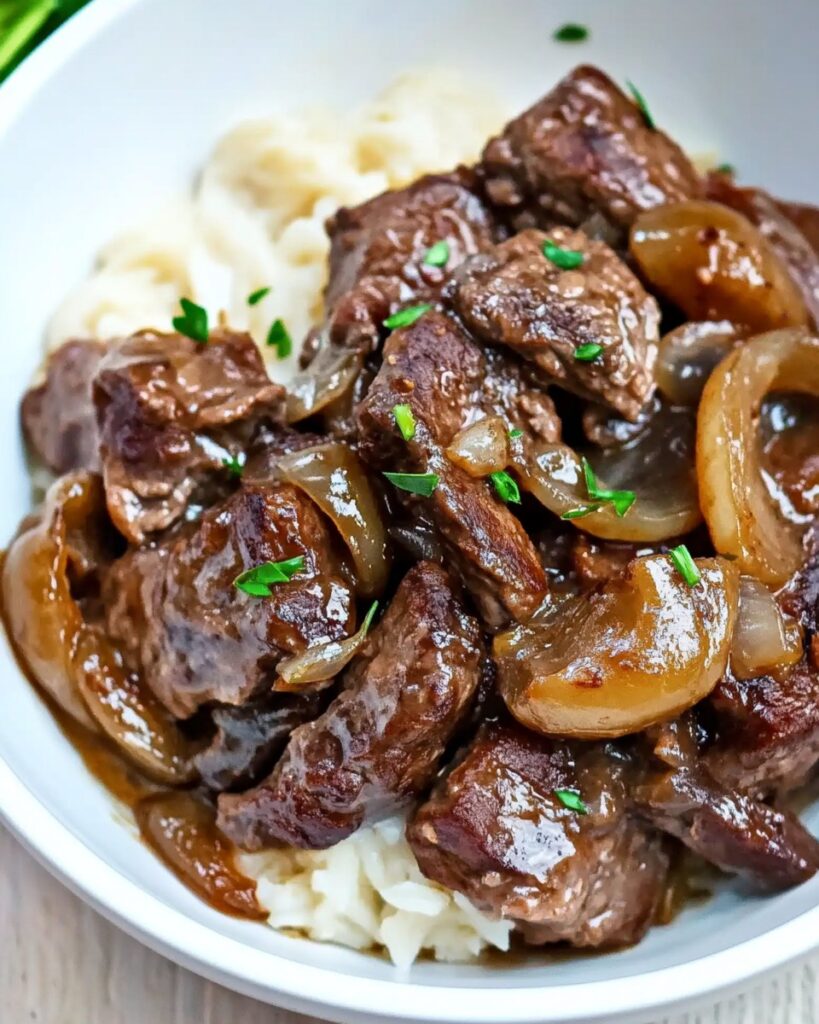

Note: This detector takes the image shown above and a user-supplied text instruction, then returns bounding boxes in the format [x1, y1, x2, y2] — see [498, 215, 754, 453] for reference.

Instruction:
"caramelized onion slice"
[730, 577, 803, 681]
[697, 328, 819, 585]
[514, 406, 701, 542]
[285, 344, 362, 423]
[630, 200, 809, 331]
[274, 601, 377, 693]
[494, 555, 739, 739]
[657, 321, 740, 406]
[278, 443, 390, 597]
[445, 416, 509, 477]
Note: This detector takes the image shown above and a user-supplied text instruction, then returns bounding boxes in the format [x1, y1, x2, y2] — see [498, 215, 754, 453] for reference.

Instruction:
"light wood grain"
[2, 823, 817, 1024]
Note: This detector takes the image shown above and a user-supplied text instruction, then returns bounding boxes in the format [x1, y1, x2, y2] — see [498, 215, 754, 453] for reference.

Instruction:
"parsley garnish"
[669, 544, 701, 587]
[561, 504, 603, 521]
[222, 453, 245, 479]
[555, 789, 588, 814]
[508, 428, 524, 439]
[266, 318, 292, 359]
[423, 241, 450, 268]
[383, 471, 439, 497]
[625, 79, 655, 130]
[553, 23, 589, 43]
[173, 298, 209, 344]
[543, 239, 585, 270]
[489, 470, 521, 505]
[715, 162, 735, 176]
[392, 404, 416, 441]
[234, 556, 306, 597]
[247, 286, 271, 306]
[361, 600, 379, 633]
[383, 304, 432, 330]
[575, 343, 603, 362]
[581, 457, 636, 517]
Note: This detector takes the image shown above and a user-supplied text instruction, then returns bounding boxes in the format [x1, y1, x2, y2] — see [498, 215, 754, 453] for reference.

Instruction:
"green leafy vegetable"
[574, 343, 603, 362]
[553, 23, 589, 43]
[508, 428, 524, 439]
[172, 298, 209, 344]
[392, 404, 416, 441]
[554, 789, 588, 814]
[383, 304, 432, 330]
[668, 544, 701, 587]
[222, 454, 245, 479]
[489, 470, 521, 505]
[383, 471, 439, 497]
[423, 241, 450, 268]
[247, 286, 271, 306]
[581, 457, 636, 517]
[267, 318, 292, 359]
[625, 79, 655, 130]
[543, 239, 585, 270]
[234, 556, 306, 597]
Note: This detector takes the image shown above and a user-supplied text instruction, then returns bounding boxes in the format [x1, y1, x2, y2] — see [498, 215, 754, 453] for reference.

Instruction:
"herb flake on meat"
[383, 471, 439, 497]
[173, 298, 209, 344]
[554, 788, 589, 814]
[668, 544, 701, 587]
[222, 453, 246, 479]
[383, 303, 432, 330]
[266, 318, 292, 359]
[392, 403, 417, 441]
[542, 239, 585, 269]
[423, 240, 450, 267]
[489, 470, 521, 505]
[234, 555, 306, 597]
[625, 79, 655, 130]
[574, 343, 603, 362]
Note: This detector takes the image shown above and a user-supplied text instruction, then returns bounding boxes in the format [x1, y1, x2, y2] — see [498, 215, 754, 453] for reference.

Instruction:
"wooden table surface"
[3, 823, 818, 1024]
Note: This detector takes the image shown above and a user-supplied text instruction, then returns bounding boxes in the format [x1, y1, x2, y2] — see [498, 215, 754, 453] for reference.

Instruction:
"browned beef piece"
[480, 65, 701, 235]
[320, 169, 497, 354]
[408, 721, 668, 948]
[196, 693, 323, 792]
[22, 340, 105, 473]
[706, 173, 819, 325]
[104, 481, 354, 718]
[217, 562, 482, 850]
[452, 228, 659, 420]
[241, 421, 326, 483]
[634, 720, 819, 890]
[356, 311, 550, 627]
[93, 330, 283, 543]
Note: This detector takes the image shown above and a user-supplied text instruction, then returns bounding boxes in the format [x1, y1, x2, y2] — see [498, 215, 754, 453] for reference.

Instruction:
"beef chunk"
[321, 169, 497, 354]
[408, 722, 668, 948]
[94, 329, 283, 543]
[104, 482, 353, 718]
[356, 311, 549, 626]
[196, 693, 323, 792]
[22, 340, 105, 473]
[218, 562, 482, 850]
[452, 228, 659, 420]
[480, 65, 701, 234]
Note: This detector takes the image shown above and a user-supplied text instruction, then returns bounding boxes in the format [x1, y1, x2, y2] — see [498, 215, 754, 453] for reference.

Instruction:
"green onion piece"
[383, 471, 439, 497]
[553, 23, 589, 43]
[266, 318, 292, 359]
[668, 544, 701, 587]
[554, 789, 588, 814]
[361, 600, 379, 633]
[234, 555, 306, 597]
[543, 240, 585, 270]
[392, 403, 416, 441]
[561, 504, 603, 520]
[247, 286, 271, 306]
[423, 241, 450, 268]
[383, 303, 432, 330]
[715, 162, 735, 176]
[574, 343, 603, 362]
[508, 428, 524, 439]
[172, 298, 209, 344]
[581, 457, 636, 518]
[222, 453, 245, 479]
[625, 79, 655, 130]
[489, 470, 521, 505]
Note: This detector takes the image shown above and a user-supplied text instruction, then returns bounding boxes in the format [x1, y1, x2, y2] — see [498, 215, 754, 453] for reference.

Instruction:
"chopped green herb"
[668, 544, 701, 587]
[361, 600, 379, 633]
[423, 240, 450, 268]
[383, 303, 432, 330]
[508, 428, 524, 439]
[266, 318, 292, 359]
[561, 504, 603, 521]
[553, 22, 589, 43]
[715, 162, 735, 176]
[543, 239, 585, 270]
[554, 789, 588, 814]
[574, 343, 603, 362]
[247, 286, 271, 306]
[625, 79, 655, 130]
[234, 555, 306, 597]
[581, 457, 636, 518]
[383, 471, 439, 497]
[392, 403, 417, 441]
[489, 470, 521, 505]
[172, 298, 209, 344]
[222, 453, 245, 479]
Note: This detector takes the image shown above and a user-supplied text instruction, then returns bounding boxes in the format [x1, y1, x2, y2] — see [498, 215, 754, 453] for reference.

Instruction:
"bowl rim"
[1, 1, 819, 1020]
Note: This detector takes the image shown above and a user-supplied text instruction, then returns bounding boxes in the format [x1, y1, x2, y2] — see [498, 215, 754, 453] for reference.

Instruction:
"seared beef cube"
[356, 311, 550, 627]
[480, 65, 701, 234]
[94, 329, 283, 543]
[777, 200, 819, 255]
[22, 340, 105, 473]
[321, 169, 497, 354]
[408, 722, 668, 949]
[452, 228, 659, 420]
[104, 482, 353, 718]
[217, 562, 482, 850]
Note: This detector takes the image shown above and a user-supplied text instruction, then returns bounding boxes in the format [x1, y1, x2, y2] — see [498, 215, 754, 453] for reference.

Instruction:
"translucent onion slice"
[278, 443, 390, 597]
[445, 416, 509, 477]
[514, 406, 701, 542]
[730, 577, 803, 681]
[285, 344, 362, 423]
[657, 321, 740, 406]
[274, 601, 378, 693]
[494, 555, 740, 739]
[697, 328, 819, 585]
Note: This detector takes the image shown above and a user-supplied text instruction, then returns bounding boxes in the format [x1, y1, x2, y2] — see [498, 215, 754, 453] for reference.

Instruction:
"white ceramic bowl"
[2, 1, 819, 1021]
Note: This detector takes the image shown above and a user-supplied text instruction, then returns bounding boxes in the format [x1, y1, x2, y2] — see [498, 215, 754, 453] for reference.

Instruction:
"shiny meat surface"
[218, 562, 482, 849]
[480, 65, 701, 234]
[408, 721, 668, 947]
[452, 227, 659, 419]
